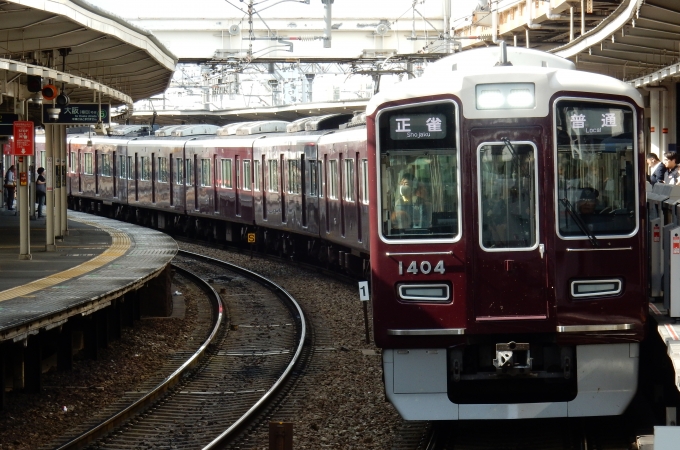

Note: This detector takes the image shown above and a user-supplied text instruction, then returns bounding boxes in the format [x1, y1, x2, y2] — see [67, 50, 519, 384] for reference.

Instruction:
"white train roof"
[366, 46, 643, 119]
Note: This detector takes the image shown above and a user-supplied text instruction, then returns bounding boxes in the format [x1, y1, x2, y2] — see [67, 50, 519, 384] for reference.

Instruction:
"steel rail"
[53, 262, 224, 450]
[187, 250, 308, 449]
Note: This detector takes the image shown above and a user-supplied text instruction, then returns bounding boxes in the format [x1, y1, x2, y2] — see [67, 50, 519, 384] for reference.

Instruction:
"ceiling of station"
[550, 0, 680, 83]
[0, 0, 177, 105]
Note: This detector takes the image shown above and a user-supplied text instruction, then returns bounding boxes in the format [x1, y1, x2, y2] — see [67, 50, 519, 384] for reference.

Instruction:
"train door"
[262, 154, 268, 221]
[339, 152, 345, 237]
[95, 150, 99, 194]
[235, 155, 241, 216]
[301, 154, 307, 227]
[78, 149, 82, 192]
[471, 128, 547, 320]
[134, 153, 139, 202]
[113, 151, 117, 195]
[169, 156, 174, 206]
[152, 153, 156, 203]
[194, 154, 198, 210]
[280, 154, 286, 223]
[355, 151, 362, 242]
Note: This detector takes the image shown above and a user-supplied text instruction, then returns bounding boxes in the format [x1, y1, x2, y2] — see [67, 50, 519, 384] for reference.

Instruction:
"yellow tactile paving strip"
[0, 218, 131, 303]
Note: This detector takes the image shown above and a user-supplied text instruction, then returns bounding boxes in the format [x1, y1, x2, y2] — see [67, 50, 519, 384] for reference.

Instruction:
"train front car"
[367, 45, 646, 421]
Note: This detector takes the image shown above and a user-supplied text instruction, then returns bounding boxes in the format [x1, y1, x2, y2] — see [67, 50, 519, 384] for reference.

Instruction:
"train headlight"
[475, 83, 535, 110]
[507, 89, 534, 108]
[476, 90, 504, 109]
[571, 279, 622, 298]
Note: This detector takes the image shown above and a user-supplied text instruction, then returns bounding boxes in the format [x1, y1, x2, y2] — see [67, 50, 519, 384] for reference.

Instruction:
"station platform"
[0, 209, 178, 344]
[648, 302, 680, 393]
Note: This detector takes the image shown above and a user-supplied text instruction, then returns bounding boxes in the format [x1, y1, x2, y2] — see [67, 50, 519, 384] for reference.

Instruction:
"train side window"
[201, 158, 211, 186]
[101, 154, 112, 177]
[268, 159, 278, 193]
[318, 160, 324, 198]
[140, 156, 150, 181]
[127, 156, 133, 180]
[69, 151, 76, 173]
[309, 159, 318, 196]
[243, 160, 251, 191]
[328, 160, 338, 199]
[344, 159, 355, 202]
[361, 159, 369, 203]
[119, 155, 126, 179]
[221, 158, 233, 188]
[175, 157, 183, 184]
[253, 160, 261, 191]
[185, 158, 194, 185]
[287, 159, 301, 194]
[84, 153, 93, 175]
[157, 157, 168, 183]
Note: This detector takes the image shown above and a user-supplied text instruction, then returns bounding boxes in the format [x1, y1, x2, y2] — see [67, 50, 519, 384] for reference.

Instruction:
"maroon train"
[61, 46, 647, 420]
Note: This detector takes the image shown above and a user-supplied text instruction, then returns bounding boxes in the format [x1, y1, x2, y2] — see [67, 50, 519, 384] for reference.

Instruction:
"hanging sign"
[11, 121, 34, 155]
[42, 103, 110, 124]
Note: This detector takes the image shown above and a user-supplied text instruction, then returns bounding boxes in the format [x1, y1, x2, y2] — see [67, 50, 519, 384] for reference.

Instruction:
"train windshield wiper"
[500, 137, 517, 160]
[560, 198, 599, 247]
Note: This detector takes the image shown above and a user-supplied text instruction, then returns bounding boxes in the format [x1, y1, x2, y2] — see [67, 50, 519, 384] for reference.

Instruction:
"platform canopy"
[0, 0, 177, 105]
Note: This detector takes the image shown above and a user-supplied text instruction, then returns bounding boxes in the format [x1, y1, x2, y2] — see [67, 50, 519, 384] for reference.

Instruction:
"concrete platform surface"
[0, 210, 177, 343]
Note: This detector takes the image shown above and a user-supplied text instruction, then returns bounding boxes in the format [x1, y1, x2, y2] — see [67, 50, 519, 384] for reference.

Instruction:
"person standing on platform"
[36, 167, 46, 218]
[3, 165, 16, 210]
[647, 153, 667, 185]
[663, 151, 680, 185]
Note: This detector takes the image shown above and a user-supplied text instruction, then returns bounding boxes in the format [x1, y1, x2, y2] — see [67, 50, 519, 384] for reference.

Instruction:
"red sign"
[12, 121, 34, 156]
[19, 172, 27, 186]
[674, 234, 680, 255]
[654, 224, 660, 242]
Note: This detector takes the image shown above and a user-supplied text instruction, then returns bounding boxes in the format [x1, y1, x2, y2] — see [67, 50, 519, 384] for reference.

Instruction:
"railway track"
[45, 250, 306, 449]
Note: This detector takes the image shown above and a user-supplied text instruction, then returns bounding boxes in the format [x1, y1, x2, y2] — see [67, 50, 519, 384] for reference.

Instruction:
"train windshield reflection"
[555, 100, 637, 237]
[380, 151, 459, 240]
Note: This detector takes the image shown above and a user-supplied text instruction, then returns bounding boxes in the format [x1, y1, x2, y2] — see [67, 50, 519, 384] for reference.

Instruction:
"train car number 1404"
[398, 260, 446, 275]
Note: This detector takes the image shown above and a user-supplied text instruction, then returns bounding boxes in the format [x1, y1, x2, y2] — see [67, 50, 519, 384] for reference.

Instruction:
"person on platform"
[36, 167, 46, 218]
[663, 151, 680, 185]
[4, 165, 16, 210]
[647, 153, 667, 185]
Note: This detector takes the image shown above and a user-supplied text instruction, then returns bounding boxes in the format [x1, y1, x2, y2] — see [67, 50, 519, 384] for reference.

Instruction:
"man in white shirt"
[663, 151, 680, 185]
[647, 153, 667, 185]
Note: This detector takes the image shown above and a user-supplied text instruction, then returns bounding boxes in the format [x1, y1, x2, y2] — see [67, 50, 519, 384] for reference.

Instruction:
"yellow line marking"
[0, 218, 131, 303]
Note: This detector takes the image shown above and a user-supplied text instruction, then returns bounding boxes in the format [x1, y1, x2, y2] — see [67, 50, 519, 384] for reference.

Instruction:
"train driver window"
[378, 101, 459, 241]
[554, 100, 637, 238]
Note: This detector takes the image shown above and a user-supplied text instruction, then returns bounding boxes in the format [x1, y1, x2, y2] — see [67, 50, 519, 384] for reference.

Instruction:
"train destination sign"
[390, 113, 447, 141]
[566, 108, 626, 137]
[42, 103, 110, 125]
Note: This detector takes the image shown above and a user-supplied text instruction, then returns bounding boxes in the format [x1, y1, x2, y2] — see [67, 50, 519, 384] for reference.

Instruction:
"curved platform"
[0, 210, 177, 344]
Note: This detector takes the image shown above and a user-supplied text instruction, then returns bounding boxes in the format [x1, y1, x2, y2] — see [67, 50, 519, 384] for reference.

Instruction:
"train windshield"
[377, 101, 459, 241]
[555, 100, 637, 238]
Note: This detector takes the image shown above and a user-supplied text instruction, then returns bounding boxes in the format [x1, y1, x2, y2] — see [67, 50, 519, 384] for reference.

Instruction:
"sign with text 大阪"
[42, 103, 110, 125]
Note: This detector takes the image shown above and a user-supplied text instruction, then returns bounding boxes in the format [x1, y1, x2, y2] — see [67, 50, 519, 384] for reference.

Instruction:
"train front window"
[554, 100, 637, 238]
[478, 142, 538, 250]
[377, 101, 459, 241]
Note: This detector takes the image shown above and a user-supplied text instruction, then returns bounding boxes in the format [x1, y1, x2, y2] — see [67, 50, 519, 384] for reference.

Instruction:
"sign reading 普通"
[390, 113, 447, 140]
[12, 121, 34, 155]
[42, 103, 110, 125]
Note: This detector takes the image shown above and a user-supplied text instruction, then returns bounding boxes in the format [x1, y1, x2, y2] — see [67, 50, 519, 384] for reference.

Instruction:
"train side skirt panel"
[383, 344, 639, 420]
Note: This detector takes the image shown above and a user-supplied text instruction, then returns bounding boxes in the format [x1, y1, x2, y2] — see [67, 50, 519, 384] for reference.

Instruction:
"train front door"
[471, 128, 547, 321]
